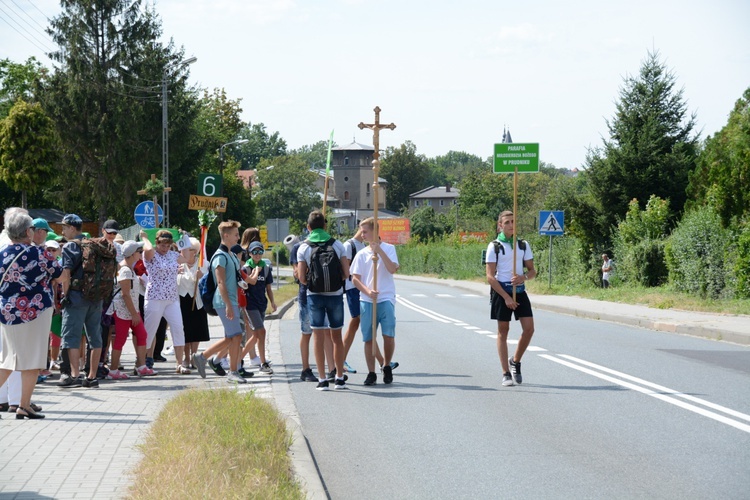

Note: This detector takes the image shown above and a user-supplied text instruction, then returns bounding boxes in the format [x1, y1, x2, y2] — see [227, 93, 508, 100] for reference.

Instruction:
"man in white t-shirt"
[350, 217, 400, 386]
[485, 210, 537, 387]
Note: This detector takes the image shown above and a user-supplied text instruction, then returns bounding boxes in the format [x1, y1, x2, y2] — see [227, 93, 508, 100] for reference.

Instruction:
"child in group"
[239, 241, 276, 374]
[109, 241, 156, 379]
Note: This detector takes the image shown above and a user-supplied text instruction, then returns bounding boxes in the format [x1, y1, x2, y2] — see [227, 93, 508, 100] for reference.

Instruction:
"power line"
[0, 2, 54, 52]
[10, 0, 47, 32]
[23, 0, 52, 23]
[0, 11, 50, 54]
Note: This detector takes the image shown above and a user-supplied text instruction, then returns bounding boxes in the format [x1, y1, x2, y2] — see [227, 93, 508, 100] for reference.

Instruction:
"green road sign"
[198, 173, 223, 197]
[493, 143, 540, 173]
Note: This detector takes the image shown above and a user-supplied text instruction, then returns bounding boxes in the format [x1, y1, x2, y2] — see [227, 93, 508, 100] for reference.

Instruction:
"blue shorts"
[346, 288, 361, 318]
[308, 294, 344, 330]
[217, 304, 243, 339]
[61, 300, 104, 349]
[360, 301, 396, 343]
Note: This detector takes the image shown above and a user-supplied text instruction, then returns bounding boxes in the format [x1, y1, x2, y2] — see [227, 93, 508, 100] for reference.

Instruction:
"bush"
[397, 236, 485, 280]
[733, 225, 750, 298]
[665, 206, 729, 298]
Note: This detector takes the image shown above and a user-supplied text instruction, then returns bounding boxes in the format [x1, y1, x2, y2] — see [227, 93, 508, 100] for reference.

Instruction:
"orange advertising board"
[379, 218, 411, 245]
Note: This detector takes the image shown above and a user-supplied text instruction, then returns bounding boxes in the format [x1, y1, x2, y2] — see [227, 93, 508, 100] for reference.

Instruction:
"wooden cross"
[137, 174, 171, 228]
[357, 106, 396, 356]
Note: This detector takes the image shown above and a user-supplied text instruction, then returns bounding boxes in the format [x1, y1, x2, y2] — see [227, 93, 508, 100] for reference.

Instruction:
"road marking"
[411, 294, 427, 297]
[436, 294, 453, 297]
[396, 296, 461, 323]
[461, 294, 482, 297]
[454, 322, 469, 326]
[477, 330, 494, 334]
[464, 326, 479, 330]
[526, 346, 548, 352]
[541, 354, 750, 434]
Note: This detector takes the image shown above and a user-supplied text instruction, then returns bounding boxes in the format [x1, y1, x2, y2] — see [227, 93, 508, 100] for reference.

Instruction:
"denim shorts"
[217, 304, 243, 338]
[61, 300, 104, 349]
[308, 293, 344, 330]
[346, 288, 361, 318]
[360, 301, 396, 342]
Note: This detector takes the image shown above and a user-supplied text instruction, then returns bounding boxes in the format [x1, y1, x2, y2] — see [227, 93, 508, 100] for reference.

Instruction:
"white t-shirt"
[602, 258, 613, 280]
[113, 266, 139, 320]
[342, 238, 366, 291]
[297, 239, 347, 296]
[486, 239, 533, 283]
[350, 242, 399, 304]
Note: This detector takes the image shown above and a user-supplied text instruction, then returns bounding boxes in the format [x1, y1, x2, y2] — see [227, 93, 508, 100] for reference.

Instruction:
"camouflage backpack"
[69, 237, 118, 302]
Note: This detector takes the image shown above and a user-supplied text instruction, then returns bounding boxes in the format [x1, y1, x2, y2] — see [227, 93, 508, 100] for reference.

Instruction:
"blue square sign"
[539, 210, 564, 236]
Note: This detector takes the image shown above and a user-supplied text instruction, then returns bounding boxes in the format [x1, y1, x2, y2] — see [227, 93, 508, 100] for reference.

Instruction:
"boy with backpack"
[485, 210, 537, 387]
[239, 241, 276, 375]
[296, 210, 350, 391]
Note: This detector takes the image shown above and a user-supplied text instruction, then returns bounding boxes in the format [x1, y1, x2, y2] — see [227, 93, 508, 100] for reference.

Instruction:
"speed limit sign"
[198, 173, 223, 197]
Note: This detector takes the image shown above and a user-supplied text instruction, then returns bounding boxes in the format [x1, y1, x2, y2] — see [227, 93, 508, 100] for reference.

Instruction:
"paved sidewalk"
[1, 276, 747, 499]
[0, 313, 285, 500]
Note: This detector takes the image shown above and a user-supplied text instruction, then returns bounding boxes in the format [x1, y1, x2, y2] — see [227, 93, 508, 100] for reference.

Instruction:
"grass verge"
[269, 283, 298, 314]
[128, 389, 304, 500]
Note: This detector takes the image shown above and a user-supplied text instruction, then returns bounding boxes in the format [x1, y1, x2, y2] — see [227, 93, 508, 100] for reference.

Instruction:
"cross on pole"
[137, 174, 171, 229]
[357, 106, 396, 357]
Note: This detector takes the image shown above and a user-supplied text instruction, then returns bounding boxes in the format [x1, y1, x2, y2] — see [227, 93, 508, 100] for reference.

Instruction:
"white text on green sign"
[493, 143, 540, 173]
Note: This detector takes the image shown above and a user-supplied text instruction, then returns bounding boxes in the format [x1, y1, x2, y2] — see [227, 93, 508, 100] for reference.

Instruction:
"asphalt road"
[278, 278, 750, 499]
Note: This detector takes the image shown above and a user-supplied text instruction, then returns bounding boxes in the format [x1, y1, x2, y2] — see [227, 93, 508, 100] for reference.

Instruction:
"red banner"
[379, 218, 411, 245]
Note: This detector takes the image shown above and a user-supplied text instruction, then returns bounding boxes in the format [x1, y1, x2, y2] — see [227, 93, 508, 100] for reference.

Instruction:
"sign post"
[266, 219, 289, 289]
[539, 210, 564, 287]
[134, 201, 163, 229]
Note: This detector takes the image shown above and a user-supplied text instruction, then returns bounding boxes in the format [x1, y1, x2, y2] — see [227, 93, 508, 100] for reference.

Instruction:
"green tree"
[235, 122, 287, 170]
[291, 140, 331, 170]
[409, 206, 449, 241]
[0, 100, 58, 208]
[687, 87, 750, 226]
[0, 58, 46, 118]
[585, 51, 698, 243]
[380, 141, 430, 211]
[427, 150, 487, 187]
[255, 156, 319, 228]
[41, 0, 186, 223]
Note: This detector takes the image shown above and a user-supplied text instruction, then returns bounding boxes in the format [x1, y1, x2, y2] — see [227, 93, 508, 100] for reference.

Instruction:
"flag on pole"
[326, 129, 334, 175]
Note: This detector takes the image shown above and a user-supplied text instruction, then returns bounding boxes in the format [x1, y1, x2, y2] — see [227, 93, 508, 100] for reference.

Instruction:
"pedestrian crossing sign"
[539, 210, 564, 236]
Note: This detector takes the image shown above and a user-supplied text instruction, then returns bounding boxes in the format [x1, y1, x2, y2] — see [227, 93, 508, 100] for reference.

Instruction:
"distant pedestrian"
[602, 253, 613, 288]
[350, 217, 400, 386]
[485, 210, 537, 387]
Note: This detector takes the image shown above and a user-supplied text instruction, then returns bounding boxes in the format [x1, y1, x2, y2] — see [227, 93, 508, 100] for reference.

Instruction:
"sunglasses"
[250, 249, 264, 255]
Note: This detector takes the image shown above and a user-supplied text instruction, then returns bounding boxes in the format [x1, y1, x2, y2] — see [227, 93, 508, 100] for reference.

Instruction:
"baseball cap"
[121, 240, 144, 259]
[45, 240, 60, 250]
[32, 218, 52, 232]
[248, 241, 264, 252]
[102, 219, 120, 233]
[61, 214, 83, 227]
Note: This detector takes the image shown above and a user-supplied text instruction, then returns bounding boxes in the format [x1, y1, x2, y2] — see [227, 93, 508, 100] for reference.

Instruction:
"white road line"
[436, 294, 453, 297]
[526, 346, 548, 352]
[541, 354, 750, 434]
[463, 326, 480, 330]
[477, 330, 494, 334]
[559, 354, 750, 423]
[396, 296, 461, 323]
[411, 293, 427, 297]
[454, 322, 469, 326]
[461, 294, 482, 297]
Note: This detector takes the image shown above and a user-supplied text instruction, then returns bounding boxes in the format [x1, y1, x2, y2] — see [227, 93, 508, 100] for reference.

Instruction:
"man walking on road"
[485, 210, 537, 387]
[351, 217, 400, 386]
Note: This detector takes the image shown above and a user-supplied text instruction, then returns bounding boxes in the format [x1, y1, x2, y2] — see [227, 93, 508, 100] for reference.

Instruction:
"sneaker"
[344, 361, 357, 374]
[145, 357, 154, 369]
[380, 361, 400, 373]
[219, 357, 230, 371]
[50, 361, 61, 371]
[259, 362, 274, 375]
[327, 369, 348, 382]
[82, 377, 99, 388]
[163, 345, 174, 355]
[250, 356, 262, 367]
[106, 370, 129, 380]
[208, 356, 227, 377]
[176, 365, 191, 375]
[137, 366, 157, 377]
[192, 353, 207, 379]
[509, 357, 522, 384]
[238, 368, 255, 378]
[58, 374, 82, 388]
[300, 368, 317, 382]
[226, 371, 247, 384]
[316, 380, 330, 391]
[96, 365, 109, 380]
[502, 372, 515, 387]
[334, 378, 348, 390]
[364, 372, 377, 386]
[383, 365, 393, 384]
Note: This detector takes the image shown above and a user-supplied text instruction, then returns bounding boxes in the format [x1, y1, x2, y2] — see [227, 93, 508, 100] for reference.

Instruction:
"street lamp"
[218, 139, 250, 195]
[162, 56, 197, 227]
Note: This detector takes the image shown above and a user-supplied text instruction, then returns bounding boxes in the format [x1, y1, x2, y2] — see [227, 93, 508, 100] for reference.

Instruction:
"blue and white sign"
[134, 201, 163, 229]
[539, 210, 564, 236]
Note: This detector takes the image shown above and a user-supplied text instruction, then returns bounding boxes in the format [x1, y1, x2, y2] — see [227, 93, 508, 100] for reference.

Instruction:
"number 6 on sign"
[198, 173, 222, 197]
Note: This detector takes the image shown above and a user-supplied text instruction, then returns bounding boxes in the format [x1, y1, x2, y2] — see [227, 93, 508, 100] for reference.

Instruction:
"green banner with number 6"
[198, 173, 223, 197]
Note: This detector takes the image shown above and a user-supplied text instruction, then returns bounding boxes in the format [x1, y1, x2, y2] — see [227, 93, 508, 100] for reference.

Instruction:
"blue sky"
[2, 0, 749, 169]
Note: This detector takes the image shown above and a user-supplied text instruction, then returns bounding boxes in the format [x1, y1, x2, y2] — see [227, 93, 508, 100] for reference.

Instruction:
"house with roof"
[409, 185, 460, 214]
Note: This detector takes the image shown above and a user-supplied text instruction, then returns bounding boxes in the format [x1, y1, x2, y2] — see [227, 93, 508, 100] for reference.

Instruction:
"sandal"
[16, 407, 45, 420]
[0, 402, 9, 412]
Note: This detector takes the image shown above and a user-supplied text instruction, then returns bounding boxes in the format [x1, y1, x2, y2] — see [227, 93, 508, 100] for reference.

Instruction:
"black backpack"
[198, 254, 221, 316]
[306, 238, 344, 293]
[481, 239, 527, 265]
